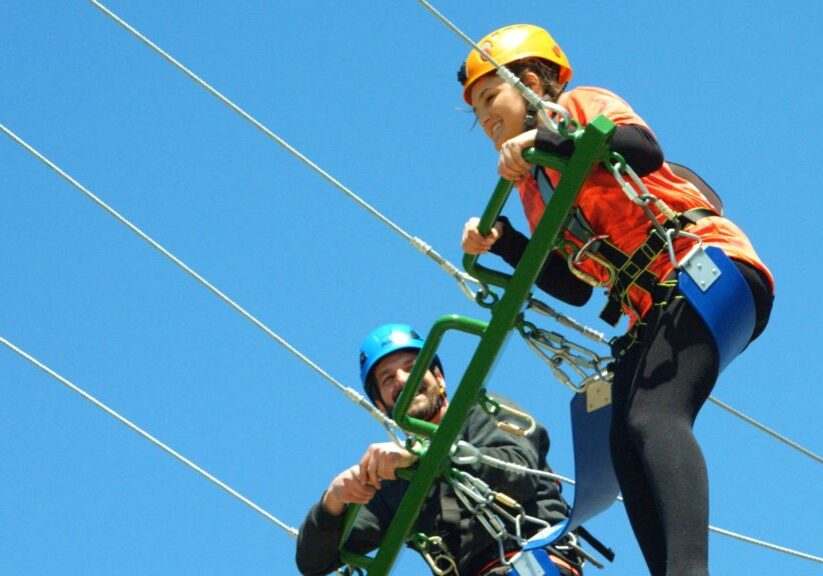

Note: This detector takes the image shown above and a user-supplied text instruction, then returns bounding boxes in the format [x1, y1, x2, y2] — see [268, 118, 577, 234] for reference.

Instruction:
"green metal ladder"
[339, 114, 617, 575]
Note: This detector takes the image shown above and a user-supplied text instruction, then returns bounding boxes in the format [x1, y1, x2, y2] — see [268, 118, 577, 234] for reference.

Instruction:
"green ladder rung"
[339, 114, 616, 575]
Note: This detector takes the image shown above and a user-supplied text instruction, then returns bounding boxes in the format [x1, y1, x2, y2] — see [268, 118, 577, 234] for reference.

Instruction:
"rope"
[1, 336, 299, 538]
[708, 396, 823, 466]
[454, 443, 823, 564]
[87, 0, 479, 302]
[0, 121, 401, 444]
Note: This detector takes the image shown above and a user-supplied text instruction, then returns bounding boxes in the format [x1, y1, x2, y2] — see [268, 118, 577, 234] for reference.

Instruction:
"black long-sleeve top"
[295, 398, 568, 575]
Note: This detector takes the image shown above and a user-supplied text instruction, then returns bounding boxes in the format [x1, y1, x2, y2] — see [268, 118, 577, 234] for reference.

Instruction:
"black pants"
[609, 261, 772, 576]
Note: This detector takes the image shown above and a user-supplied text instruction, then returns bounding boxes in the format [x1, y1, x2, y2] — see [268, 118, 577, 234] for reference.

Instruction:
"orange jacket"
[518, 86, 774, 324]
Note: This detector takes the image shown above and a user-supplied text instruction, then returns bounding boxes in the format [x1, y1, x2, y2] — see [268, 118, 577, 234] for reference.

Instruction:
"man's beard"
[406, 389, 444, 422]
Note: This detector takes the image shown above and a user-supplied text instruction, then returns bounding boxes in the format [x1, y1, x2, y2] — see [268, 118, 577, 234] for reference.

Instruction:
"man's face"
[372, 350, 445, 422]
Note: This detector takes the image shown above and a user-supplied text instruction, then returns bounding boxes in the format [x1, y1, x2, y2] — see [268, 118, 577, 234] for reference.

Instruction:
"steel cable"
[1, 336, 299, 538]
[0, 121, 401, 443]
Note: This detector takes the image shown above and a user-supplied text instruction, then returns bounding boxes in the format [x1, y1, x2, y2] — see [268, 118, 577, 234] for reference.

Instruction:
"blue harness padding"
[677, 246, 756, 373]
[506, 548, 562, 576]
[520, 388, 620, 552]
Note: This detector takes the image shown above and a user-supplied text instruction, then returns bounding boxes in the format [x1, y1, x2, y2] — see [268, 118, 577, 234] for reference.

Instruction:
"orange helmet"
[458, 24, 572, 105]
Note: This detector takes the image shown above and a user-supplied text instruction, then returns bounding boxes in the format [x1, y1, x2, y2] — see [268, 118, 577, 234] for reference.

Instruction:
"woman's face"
[470, 74, 531, 150]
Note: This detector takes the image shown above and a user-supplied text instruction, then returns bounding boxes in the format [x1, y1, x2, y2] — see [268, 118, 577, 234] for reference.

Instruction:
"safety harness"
[531, 165, 718, 324]
[531, 154, 757, 372]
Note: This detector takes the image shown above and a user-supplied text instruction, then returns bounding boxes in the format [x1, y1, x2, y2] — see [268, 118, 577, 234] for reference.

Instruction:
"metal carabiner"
[481, 393, 537, 437]
[423, 537, 459, 576]
[567, 235, 615, 288]
[495, 402, 537, 437]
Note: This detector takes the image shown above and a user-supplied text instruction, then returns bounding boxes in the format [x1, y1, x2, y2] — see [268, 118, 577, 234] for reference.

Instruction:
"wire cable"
[412, 0, 823, 471]
[90, 0, 823, 472]
[464, 446, 823, 564]
[527, 300, 822, 466]
[12, 2, 820, 565]
[87, 0, 479, 301]
[0, 121, 400, 443]
[708, 396, 823, 465]
[1, 336, 299, 538]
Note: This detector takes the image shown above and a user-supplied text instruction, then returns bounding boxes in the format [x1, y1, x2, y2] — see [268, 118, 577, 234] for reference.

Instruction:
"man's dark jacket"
[296, 398, 568, 575]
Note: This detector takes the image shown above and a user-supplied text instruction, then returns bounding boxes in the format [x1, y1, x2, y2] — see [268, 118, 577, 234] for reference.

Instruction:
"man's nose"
[394, 368, 410, 384]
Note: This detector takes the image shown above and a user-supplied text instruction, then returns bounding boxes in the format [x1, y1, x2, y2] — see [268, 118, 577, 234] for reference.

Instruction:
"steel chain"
[516, 320, 613, 393]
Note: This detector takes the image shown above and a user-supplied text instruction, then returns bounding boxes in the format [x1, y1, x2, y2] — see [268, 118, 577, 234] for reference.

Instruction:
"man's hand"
[462, 217, 504, 255]
[498, 129, 537, 183]
[322, 465, 377, 516]
[358, 442, 418, 489]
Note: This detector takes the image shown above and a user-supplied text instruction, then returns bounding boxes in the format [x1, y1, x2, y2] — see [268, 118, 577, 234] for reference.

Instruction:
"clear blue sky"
[2, 1, 821, 575]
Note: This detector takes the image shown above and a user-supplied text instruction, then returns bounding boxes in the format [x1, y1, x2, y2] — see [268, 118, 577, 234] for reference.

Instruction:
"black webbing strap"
[595, 207, 718, 325]
[532, 162, 718, 325]
[574, 525, 615, 563]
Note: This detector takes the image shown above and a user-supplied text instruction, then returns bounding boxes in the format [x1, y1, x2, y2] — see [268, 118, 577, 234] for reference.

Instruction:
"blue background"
[2, 2, 821, 574]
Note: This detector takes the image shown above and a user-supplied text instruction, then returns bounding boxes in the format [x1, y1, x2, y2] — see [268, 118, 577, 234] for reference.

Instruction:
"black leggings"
[609, 262, 772, 576]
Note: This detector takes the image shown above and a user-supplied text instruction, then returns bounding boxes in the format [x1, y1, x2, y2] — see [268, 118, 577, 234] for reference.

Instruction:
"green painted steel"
[338, 114, 616, 575]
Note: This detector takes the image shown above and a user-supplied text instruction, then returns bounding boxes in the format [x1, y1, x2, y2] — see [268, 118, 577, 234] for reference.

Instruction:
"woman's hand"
[498, 129, 537, 183]
[462, 217, 504, 255]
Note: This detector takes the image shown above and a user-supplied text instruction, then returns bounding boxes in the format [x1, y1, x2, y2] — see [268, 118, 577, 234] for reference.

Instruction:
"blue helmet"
[359, 323, 441, 403]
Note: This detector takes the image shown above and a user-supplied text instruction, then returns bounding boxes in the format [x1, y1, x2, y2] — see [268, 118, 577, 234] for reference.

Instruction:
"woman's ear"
[521, 71, 544, 97]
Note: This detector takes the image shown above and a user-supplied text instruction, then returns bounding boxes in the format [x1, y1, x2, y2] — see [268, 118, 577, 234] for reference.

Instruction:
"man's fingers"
[366, 453, 380, 488]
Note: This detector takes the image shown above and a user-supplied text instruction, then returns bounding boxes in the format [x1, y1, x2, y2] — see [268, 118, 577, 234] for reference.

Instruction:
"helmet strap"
[523, 102, 539, 131]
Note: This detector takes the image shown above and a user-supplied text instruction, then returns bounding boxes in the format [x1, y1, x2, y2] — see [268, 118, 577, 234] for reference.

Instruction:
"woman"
[458, 23, 774, 576]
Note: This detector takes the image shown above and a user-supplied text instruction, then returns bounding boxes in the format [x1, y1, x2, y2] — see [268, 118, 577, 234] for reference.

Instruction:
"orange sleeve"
[560, 87, 652, 132]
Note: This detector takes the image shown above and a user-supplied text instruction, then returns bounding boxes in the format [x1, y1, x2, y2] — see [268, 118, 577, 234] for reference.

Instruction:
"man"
[296, 323, 582, 576]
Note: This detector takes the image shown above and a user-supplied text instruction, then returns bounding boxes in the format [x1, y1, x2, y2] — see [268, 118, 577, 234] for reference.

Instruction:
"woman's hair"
[507, 57, 566, 101]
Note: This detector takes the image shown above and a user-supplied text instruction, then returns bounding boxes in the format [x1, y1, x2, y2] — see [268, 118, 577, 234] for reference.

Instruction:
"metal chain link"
[516, 320, 613, 393]
[605, 152, 704, 270]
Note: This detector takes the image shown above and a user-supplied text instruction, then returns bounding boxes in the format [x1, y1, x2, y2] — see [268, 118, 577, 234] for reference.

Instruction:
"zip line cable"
[0, 121, 401, 445]
[86, 0, 822, 470]
[458, 444, 823, 565]
[413, 0, 823, 471]
[87, 0, 479, 302]
[5, 324, 819, 566]
[8, 2, 819, 566]
[8, 325, 818, 566]
[708, 396, 823, 465]
[0, 336, 299, 538]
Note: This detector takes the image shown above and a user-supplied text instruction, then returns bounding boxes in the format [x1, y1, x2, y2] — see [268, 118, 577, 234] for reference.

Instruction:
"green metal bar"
[339, 313, 487, 569]
[392, 314, 487, 436]
[462, 178, 516, 289]
[339, 115, 616, 575]
[463, 149, 570, 290]
[339, 469, 415, 568]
